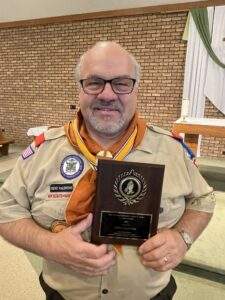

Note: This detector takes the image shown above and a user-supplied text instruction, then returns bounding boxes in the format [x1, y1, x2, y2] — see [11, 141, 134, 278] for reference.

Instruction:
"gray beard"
[87, 114, 127, 136]
[86, 99, 129, 136]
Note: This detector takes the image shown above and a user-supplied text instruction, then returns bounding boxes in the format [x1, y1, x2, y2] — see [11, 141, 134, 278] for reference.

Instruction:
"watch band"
[177, 229, 193, 250]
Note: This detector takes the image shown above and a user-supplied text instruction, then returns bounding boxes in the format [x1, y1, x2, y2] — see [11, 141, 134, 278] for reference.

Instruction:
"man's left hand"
[138, 229, 187, 272]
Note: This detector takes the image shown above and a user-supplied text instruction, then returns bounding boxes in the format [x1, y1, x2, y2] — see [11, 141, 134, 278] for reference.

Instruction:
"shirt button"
[102, 289, 108, 294]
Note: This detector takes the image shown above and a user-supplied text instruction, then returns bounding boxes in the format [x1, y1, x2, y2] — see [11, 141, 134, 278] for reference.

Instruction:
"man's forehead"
[80, 48, 135, 79]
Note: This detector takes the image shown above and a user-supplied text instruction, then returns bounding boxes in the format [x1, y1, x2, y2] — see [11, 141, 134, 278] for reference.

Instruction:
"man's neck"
[85, 125, 125, 149]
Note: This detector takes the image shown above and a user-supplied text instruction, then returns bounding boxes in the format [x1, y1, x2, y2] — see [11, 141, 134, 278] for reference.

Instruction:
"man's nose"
[97, 82, 118, 100]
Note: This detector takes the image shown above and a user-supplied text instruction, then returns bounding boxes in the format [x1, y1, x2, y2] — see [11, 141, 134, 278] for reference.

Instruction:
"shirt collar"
[135, 130, 153, 154]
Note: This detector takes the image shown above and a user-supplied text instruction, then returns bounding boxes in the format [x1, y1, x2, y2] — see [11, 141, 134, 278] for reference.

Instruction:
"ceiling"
[0, 0, 211, 23]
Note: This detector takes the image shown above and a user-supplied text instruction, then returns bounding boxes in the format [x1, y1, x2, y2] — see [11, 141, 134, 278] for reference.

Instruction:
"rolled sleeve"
[186, 191, 216, 213]
[183, 152, 216, 213]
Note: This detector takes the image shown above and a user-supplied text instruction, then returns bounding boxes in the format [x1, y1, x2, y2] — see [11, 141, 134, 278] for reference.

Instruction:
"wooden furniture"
[172, 117, 225, 155]
[0, 129, 15, 156]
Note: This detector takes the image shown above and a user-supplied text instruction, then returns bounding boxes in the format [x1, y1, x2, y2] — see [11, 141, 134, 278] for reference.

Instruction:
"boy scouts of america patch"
[113, 169, 147, 206]
[22, 145, 34, 160]
[60, 155, 84, 179]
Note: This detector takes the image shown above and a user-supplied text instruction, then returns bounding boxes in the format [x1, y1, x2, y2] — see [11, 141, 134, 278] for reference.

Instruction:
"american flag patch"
[22, 145, 34, 160]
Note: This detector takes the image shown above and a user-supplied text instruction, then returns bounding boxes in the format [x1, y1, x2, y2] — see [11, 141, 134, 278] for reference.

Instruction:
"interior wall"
[0, 11, 224, 158]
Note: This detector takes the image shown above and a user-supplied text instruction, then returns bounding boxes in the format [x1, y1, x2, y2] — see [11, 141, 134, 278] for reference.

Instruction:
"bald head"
[75, 41, 140, 83]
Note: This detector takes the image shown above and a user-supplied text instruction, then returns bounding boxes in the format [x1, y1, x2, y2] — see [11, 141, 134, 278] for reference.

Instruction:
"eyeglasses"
[80, 77, 136, 95]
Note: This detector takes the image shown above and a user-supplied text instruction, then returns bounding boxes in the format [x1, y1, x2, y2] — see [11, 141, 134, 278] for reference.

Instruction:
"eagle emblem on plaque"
[113, 169, 147, 206]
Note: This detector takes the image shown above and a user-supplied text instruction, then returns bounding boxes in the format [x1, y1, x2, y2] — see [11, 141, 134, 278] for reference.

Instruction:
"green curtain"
[191, 8, 225, 69]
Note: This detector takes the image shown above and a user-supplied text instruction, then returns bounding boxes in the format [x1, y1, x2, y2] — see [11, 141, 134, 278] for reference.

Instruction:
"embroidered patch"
[48, 193, 71, 199]
[50, 183, 73, 193]
[60, 155, 84, 180]
[22, 145, 34, 160]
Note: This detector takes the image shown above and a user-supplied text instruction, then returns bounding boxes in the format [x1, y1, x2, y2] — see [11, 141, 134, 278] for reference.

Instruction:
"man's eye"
[115, 82, 129, 87]
[86, 81, 102, 88]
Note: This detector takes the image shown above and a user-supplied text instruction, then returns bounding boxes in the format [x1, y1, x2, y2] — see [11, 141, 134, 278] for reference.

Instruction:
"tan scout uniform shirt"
[0, 125, 215, 300]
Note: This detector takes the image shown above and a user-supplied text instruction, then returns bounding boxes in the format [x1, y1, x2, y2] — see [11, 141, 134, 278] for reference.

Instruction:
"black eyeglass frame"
[79, 77, 136, 95]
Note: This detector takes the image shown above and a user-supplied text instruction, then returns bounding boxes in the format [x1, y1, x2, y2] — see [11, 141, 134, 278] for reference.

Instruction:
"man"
[0, 41, 215, 300]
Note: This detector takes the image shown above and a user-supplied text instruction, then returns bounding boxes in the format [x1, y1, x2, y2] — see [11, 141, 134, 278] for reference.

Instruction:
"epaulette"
[147, 124, 195, 160]
[34, 126, 65, 148]
[147, 124, 171, 136]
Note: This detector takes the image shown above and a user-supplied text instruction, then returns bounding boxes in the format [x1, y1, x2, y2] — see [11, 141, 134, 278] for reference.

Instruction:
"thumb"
[70, 213, 93, 235]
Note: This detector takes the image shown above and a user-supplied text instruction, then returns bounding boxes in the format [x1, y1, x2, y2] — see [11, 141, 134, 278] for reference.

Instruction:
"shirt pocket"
[30, 195, 69, 229]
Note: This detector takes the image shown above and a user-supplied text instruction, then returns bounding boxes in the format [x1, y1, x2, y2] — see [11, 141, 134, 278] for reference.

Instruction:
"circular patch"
[60, 155, 84, 180]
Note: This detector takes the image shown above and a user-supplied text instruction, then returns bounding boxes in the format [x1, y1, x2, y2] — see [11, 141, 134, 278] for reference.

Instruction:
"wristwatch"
[177, 230, 193, 250]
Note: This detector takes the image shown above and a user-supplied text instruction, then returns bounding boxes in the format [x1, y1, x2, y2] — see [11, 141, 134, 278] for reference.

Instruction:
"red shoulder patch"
[34, 133, 45, 147]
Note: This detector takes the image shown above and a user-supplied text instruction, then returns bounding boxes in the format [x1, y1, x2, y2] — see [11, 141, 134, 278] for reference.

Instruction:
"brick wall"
[0, 12, 224, 157]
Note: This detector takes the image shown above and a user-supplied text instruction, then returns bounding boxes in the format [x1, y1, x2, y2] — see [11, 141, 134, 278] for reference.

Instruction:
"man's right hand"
[48, 213, 116, 276]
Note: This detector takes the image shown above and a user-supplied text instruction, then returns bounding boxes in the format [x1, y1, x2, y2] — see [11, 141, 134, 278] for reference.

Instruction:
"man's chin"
[91, 120, 125, 136]
[91, 113, 121, 128]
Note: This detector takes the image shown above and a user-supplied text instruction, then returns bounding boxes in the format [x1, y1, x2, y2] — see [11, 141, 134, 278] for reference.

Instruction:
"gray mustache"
[92, 100, 122, 111]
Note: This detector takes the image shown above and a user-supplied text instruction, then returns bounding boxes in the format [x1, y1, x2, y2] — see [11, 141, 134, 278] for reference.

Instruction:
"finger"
[70, 213, 93, 235]
[141, 255, 171, 269]
[82, 249, 116, 269]
[141, 247, 169, 262]
[69, 252, 116, 274]
[80, 242, 110, 259]
[74, 257, 116, 273]
[138, 233, 166, 255]
[76, 247, 116, 269]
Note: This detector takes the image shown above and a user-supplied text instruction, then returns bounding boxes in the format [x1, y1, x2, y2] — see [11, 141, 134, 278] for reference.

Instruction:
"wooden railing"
[172, 118, 225, 155]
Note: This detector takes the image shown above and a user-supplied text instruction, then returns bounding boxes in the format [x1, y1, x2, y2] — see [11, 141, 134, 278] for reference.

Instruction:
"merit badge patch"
[60, 155, 84, 180]
[22, 145, 34, 160]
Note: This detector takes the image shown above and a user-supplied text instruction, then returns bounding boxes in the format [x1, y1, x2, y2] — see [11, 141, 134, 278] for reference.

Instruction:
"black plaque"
[91, 159, 165, 246]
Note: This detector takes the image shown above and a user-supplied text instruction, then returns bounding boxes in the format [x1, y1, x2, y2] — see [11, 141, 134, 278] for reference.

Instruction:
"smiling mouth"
[95, 107, 118, 111]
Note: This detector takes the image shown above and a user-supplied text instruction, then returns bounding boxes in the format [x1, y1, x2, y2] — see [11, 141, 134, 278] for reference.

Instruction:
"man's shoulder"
[146, 124, 173, 137]
[44, 126, 66, 141]
[146, 123, 181, 141]
[145, 123, 195, 159]
[21, 126, 66, 161]
[34, 126, 66, 147]
[137, 123, 181, 153]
